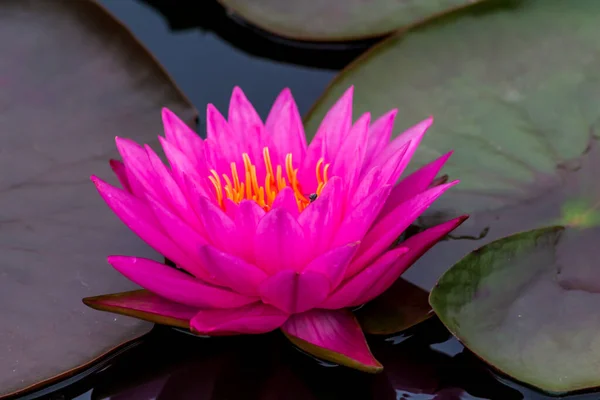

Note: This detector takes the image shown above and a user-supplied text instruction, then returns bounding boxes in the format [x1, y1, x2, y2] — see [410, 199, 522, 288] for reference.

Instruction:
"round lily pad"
[305, 0, 600, 288]
[217, 0, 489, 41]
[0, 1, 195, 397]
[306, 1, 600, 389]
[430, 226, 600, 393]
[354, 278, 433, 335]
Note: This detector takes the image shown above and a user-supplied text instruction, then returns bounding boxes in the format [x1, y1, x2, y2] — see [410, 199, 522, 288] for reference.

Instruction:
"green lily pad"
[307, 0, 600, 389]
[430, 225, 600, 393]
[0, 1, 195, 397]
[305, 0, 600, 288]
[217, 0, 489, 41]
[354, 278, 433, 335]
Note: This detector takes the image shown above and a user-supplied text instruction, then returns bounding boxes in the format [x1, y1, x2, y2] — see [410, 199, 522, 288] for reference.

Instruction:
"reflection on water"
[37, 319, 600, 400]
[29, 1, 600, 399]
[37, 321, 515, 400]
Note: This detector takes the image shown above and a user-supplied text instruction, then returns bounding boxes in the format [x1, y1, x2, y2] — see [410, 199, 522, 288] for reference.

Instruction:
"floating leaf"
[0, 0, 196, 396]
[217, 0, 489, 41]
[430, 226, 600, 393]
[305, 0, 600, 289]
[308, 1, 600, 390]
[354, 278, 433, 335]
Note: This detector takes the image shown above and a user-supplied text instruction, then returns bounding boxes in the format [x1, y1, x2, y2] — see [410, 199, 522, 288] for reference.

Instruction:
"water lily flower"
[86, 86, 465, 372]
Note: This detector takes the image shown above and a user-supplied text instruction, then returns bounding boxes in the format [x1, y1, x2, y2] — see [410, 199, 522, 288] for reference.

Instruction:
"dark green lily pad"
[355, 278, 433, 335]
[0, 0, 195, 397]
[217, 0, 489, 41]
[430, 226, 600, 393]
[305, 0, 600, 289]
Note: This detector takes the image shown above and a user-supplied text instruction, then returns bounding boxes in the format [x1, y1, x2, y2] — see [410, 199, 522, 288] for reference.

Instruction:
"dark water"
[23, 1, 600, 399]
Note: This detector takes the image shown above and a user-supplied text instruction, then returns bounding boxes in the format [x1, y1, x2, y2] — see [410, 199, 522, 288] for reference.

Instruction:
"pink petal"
[300, 87, 353, 191]
[206, 104, 240, 169]
[182, 173, 213, 223]
[350, 167, 383, 207]
[190, 302, 289, 335]
[235, 200, 266, 263]
[83, 290, 199, 328]
[223, 198, 239, 220]
[158, 136, 206, 195]
[206, 103, 232, 142]
[298, 177, 343, 258]
[147, 197, 210, 281]
[112, 138, 146, 198]
[146, 195, 211, 280]
[330, 112, 370, 192]
[91, 176, 196, 272]
[228, 86, 263, 139]
[320, 247, 408, 309]
[161, 107, 205, 171]
[281, 309, 381, 371]
[297, 134, 325, 194]
[115, 137, 162, 200]
[271, 187, 300, 219]
[365, 117, 433, 182]
[319, 86, 354, 158]
[350, 181, 458, 274]
[145, 144, 203, 229]
[331, 185, 392, 248]
[108, 256, 257, 309]
[363, 109, 397, 168]
[265, 88, 307, 166]
[254, 208, 309, 274]
[303, 242, 360, 289]
[198, 244, 268, 296]
[378, 140, 411, 186]
[109, 159, 132, 193]
[259, 270, 330, 314]
[242, 123, 269, 181]
[196, 196, 238, 253]
[378, 152, 453, 222]
[358, 215, 468, 304]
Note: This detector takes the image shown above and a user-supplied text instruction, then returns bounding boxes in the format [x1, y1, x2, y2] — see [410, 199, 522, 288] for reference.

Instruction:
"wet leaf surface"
[0, 0, 195, 396]
[305, 0, 600, 290]
[218, 0, 488, 41]
[431, 226, 600, 393]
[355, 278, 433, 335]
[308, 0, 600, 391]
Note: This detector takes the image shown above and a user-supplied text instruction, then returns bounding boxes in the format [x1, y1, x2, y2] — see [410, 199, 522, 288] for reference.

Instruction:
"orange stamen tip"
[208, 149, 329, 213]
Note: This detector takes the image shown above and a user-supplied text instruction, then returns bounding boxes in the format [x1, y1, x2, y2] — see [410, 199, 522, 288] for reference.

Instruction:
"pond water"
[20, 1, 600, 399]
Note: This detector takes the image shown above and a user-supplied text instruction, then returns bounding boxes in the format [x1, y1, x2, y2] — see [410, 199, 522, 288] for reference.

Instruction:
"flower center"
[208, 147, 330, 212]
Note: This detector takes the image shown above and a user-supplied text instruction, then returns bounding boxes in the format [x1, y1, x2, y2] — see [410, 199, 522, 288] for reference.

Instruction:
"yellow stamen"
[208, 147, 330, 212]
[323, 163, 330, 184]
[276, 165, 285, 191]
[231, 162, 241, 191]
[315, 159, 324, 185]
[208, 170, 223, 208]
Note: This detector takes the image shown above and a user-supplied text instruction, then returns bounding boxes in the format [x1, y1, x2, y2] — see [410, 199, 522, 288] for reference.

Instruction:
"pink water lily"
[86, 86, 465, 372]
